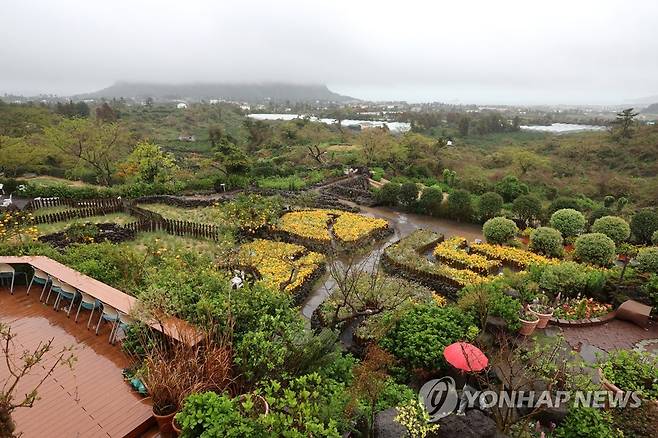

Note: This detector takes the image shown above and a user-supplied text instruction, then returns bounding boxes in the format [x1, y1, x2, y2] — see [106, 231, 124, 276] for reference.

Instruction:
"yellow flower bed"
[470, 242, 559, 269]
[433, 236, 501, 274]
[239, 239, 325, 292]
[277, 209, 388, 245]
[276, 210, 333, 242]
[332, 212, 388, 243]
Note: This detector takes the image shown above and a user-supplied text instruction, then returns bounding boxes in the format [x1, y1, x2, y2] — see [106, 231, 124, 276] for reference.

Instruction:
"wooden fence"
[26, 197, 123, 211]
[121, 218, 222, 241]
[33, 203, 124, 224]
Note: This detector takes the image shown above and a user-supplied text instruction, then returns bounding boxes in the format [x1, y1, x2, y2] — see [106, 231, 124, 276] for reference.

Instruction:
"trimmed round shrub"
[512, 194, 542, 224]
[652, 230, 658, 246]
[636, 247, 658, 274]
[483, 217, 519, 244]
[446, 189, 474, 222]
[418, 186, 443, 216]
[477, 191, 503, 221]
[548, 197, 581, 215]
[550, 208, 586, 238]
[631, 210, 658, 244]
[592, 216, 631, 245]
[574, 233, 616, 267]
[589, 207, 613, 224]
[399, 182, 420, 209]
[377, 182, 400, 206]
[529, 227, 564, 257]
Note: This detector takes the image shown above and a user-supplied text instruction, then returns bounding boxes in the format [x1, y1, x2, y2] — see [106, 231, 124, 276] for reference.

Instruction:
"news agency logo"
[419, 377, 458, 421]
[420, 377, 643, 423]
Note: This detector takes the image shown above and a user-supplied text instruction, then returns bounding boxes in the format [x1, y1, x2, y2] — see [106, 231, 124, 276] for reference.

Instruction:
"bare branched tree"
[1, 323, 75, 437]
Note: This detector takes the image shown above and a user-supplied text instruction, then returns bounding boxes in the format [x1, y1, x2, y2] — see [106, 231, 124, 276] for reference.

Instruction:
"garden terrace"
[433, 236, 502, 275]
[237, 239, 326, 304]
[382, 229, 487, 293]
[470, 241, 560, 269]
[0, 286, 154, 437]
[275, 208, 391, 251]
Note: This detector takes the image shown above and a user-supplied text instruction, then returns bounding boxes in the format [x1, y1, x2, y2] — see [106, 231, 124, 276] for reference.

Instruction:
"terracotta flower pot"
[519, 318, 538, 336]
[153, 410, 176, 438]
[530, 306, 554, 329]
[172, 416, 182, 437]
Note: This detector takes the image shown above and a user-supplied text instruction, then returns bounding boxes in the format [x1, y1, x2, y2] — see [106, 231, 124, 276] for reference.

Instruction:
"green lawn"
[36, 213, 136, 235]
[139, 203, 224, 224]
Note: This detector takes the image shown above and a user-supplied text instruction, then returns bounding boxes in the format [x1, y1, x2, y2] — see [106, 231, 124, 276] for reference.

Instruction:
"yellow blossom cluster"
[470, 242, 559, 269]
[239, 239, 325, 292]
[0, 211, 39, 242]
[433, 236, 501, 274]
[277, 209, 388, 244]
[332, 212, 388, 243]
[276, 210, 333, 242]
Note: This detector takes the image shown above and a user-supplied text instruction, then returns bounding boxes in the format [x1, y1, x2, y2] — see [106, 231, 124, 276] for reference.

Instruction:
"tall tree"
[612, 108, 639, 139]
[44, 118, 132, 186]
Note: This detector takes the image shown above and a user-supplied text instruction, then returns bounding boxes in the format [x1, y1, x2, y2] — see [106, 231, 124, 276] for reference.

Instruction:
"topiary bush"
[574, 233, 616, 267]
[377, 182, 401, 206]
[512, 194, 543, 225]
[592, 216, 631, 245]
[399, 182, 420, 209]
[380, 304, 478, 370]
[477, 191, 503, 221]
[418, 186, 443, 216]
[482, 217, 519, 244]
[529, 227, 564, 257]
[630, 210, 658, 244]
[550, 208, 586, 238]
[446, 189, 474, 222]
[636, 247, 658, 274]
[537, 261, 589, 298]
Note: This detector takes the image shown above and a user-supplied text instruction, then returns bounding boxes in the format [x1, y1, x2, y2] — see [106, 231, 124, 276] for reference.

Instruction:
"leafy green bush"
[652, 230, 658, 245]
[447, 189, 474, 221]
[636, 247, 658, 274]
[592, 216, 631, 245]
[630, 210, 658, 244]
[529, 227, 564, 257]
[548, 196, 581, 215]
[418, 186, 443, 216]
[377, 183, 401, 206]
[550, 208, 586, 238]
[477, 192, 503, 221]
[494, 175, 528, 202]
[553, 407, 621, 438]
[257, 175, 307, 191]
[537, 262, 588, 298]
[512, 194, 542, 224]
[482, 217, 518, 244]
[399, 182, 419, 209]
[573, 233, 616, 267]
[458, 281, 522, 331]
[380, 304, 478, 370]
[600, 350, 658, 400]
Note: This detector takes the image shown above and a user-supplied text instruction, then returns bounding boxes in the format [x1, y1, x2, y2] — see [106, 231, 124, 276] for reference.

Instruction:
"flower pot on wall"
[519, 318, 538, 336]
[530, 306, 554, 329]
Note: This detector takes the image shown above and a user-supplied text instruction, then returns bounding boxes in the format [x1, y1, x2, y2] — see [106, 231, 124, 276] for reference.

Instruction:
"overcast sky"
[2, 0, 658, 104]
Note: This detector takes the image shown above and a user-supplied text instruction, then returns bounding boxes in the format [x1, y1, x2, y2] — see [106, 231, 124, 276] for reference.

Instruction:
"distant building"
[176, 102, 188, 109]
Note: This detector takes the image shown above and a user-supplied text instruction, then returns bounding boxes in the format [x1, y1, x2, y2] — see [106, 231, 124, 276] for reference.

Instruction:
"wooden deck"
[0, 286, 154, 438]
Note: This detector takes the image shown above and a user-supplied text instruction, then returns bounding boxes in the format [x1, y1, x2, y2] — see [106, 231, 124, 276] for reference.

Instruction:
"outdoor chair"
[28, 268, 50, 297]
[96, 303, 121, 343]
[0, 194, 13, 208]
[44, 278, 63, 305]
[0, 264, 16, 294]
[111, 310, 136, 344]
[74, 290, 101, 329]
[54, 282, 77, 316]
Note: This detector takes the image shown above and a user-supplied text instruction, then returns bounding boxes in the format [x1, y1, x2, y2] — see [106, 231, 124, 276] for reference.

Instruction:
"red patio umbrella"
[443, 342, 488, 372]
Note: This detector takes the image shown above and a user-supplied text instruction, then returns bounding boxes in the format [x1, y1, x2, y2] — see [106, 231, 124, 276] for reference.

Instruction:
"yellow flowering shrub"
[0, 211, 39, 242]
[470, 242, 560, 268]
[433, 236, 501, 274]
[332, 212, 389, 243]
[277, 209, 389, 245]
[239, 239, 325, 292]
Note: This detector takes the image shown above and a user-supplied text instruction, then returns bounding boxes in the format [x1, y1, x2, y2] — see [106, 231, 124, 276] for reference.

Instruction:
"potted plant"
[529, 294, 555, 329]
[518, 306, 539, 336]
[142, 353, 185, 438]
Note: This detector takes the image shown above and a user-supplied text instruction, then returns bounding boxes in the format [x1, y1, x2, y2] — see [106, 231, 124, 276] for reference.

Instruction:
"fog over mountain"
[2, 0, 658, 104]
[75, 82, 354, 103]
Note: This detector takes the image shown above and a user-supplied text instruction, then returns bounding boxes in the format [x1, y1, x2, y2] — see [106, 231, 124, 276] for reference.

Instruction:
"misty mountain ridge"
[75, 81, 356, 103]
